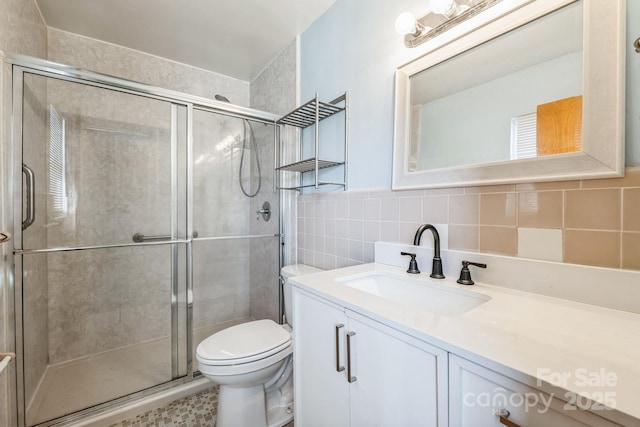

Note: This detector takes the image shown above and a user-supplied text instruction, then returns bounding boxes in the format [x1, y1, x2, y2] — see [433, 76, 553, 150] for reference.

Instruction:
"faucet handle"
[400, 252, 420, 274]
[457, 260, 487, 285]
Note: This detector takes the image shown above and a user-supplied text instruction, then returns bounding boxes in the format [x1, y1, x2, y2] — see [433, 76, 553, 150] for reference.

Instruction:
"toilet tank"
[281, 264, 323, 326]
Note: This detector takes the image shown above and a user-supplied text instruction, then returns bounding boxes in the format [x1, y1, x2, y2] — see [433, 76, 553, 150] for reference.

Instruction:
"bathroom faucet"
[413, 224, 445, 279]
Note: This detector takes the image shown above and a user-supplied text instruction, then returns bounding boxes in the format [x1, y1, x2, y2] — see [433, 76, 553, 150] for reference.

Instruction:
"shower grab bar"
[22, 164, 35, 230]
[0, 353, 15, 376]
[133, 233, 171, 243]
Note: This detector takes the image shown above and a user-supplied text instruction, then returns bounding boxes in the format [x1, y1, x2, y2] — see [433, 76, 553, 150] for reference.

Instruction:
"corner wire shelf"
[276, 92, 348, 191]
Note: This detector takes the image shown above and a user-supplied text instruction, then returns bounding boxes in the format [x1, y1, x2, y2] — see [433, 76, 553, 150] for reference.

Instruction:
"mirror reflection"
[408, 1, 583, 172]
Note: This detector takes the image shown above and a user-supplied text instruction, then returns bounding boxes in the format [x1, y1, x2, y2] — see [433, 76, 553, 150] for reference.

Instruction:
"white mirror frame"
[392, 0, 625, 190]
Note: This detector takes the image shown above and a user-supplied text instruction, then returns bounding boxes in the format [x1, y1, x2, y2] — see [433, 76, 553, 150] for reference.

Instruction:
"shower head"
[215, 94, 231, 103]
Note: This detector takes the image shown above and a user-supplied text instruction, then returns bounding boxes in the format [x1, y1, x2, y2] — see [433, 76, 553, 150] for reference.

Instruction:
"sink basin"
[336, 271, 490, 317]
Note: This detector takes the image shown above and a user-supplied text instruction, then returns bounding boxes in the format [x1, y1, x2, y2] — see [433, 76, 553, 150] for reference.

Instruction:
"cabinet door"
[293, 289, 350, 427]
[449, 355, 622, 427]
[347, 311, 448, 427]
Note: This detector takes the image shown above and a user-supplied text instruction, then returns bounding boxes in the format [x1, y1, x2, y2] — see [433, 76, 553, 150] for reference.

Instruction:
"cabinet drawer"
[449, 355, 621, 427]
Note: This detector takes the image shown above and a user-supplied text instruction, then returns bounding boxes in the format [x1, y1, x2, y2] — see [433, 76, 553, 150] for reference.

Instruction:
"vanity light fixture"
[429, 0, 467, 19]
[396, 0, 503, 48]
[395, 12, 430, 38]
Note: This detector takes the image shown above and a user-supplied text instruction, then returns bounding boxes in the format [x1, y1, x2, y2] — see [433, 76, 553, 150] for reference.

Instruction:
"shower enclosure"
[3, 54, 281, 426]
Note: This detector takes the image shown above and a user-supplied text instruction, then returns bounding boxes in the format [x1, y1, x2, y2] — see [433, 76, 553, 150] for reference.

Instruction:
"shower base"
[27, 318, 249, 426]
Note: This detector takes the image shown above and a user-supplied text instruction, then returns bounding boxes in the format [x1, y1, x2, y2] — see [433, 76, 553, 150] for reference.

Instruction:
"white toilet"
[196, 264, 322, 427]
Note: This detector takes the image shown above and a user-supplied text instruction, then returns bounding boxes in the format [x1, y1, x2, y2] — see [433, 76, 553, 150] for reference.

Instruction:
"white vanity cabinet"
[449, 355, 622, 427]
[293, 289, 349, 427]
[293, 289, 448, 427]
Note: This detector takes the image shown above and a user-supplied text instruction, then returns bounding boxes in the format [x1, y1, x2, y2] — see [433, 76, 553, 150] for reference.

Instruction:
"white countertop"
[290, 263, 640, 426]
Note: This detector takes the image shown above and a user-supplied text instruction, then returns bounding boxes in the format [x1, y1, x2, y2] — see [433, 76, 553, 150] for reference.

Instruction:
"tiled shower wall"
[249, 38, 298, 322]
[297, 167, 640, 272]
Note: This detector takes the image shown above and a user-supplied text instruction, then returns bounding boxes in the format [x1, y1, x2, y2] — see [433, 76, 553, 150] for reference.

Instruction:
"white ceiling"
[35, 0, 336, 82]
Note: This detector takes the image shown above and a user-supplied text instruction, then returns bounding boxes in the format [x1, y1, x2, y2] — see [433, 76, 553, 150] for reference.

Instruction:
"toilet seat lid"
[197, 319, 291, 363]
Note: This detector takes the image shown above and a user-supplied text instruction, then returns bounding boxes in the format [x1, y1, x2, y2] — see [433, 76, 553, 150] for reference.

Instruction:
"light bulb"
[429, 0, 459, 18]
[395, 12, 418, 36]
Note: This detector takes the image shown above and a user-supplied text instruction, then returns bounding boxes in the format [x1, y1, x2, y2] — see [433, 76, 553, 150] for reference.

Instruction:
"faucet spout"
[413, 224, 445, 279]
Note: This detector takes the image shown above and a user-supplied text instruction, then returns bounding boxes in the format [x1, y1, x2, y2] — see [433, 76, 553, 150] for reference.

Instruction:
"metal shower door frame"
[2, 52, 280, 427]
[11, 65, 190, 427]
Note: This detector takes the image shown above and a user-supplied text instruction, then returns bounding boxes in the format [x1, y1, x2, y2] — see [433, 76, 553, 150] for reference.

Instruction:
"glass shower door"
[16, 71, 188, 426]
[191, 108, 280, 372]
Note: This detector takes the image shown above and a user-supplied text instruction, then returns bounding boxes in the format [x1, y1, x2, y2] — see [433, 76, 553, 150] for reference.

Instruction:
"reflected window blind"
[49, 106, 67, 218]
[510, 113, 537, 159]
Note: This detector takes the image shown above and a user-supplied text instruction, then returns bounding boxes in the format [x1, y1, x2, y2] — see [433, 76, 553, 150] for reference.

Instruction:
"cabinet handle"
[498, 409, 521, 427]
[346, 331, 357, 383]
[335, 324, 345, 372]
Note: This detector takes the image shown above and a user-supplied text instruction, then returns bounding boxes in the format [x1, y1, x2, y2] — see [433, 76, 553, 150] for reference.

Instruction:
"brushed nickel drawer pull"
[346, 331, 357, 383]
[335, 324, 345, 372]
[498, 409, 520, 427]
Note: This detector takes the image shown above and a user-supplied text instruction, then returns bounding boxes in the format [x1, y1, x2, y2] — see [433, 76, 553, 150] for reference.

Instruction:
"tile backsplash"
[297, 167, 640, 271]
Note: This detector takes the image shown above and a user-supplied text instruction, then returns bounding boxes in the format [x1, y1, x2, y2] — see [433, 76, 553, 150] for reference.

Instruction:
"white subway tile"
[399, 197, 422, 222]
[348, 220, 364, 241]
[349, 240, 364, 262]
[363, 242, 375, 263]
[324, 219, 336, 237]
[349, 199, 364, 220]
[364, 221, 381, 243]
[335, 219, 349, 239]
[518, 227, 563, 262]
[336, 199, 349, 219]
[380, 221, 399, 242]
[364, 199, 381, 221]
[380, 198, 399, 221]
[336, 238, 349, 258]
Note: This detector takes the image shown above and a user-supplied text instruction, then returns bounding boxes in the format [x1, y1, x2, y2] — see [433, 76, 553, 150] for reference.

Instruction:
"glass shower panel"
[192, 109, 278, 237]
[22, 245, 185, 425]
[191, 109, 281, 363]
[191, 238, 252, 371]
[18, 72, 188, 426]
[21, 73, 180, 250]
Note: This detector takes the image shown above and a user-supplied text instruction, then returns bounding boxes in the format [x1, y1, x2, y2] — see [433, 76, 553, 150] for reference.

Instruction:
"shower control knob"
[256, 201, 271, 221]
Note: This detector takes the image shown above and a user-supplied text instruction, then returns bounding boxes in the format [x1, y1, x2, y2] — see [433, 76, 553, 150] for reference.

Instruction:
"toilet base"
[266, 402, 294, 427]
[216, 384, 293, 427]
[217, 384, 267, 427]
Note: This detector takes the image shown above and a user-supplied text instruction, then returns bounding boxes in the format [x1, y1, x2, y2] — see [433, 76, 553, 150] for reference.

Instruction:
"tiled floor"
[110, 387, 218, 427]
[110, 387, 295, 427]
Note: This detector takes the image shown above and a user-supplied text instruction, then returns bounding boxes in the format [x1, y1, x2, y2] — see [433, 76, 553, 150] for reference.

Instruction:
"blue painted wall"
[300, 0, 640, 190]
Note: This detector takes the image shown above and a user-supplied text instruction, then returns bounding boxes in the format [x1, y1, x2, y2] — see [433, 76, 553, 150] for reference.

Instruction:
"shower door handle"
[22, 164, 35, 230]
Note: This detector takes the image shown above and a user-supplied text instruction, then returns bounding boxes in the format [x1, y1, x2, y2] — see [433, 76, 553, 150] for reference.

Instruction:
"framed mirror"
[393, 0, 625, 190]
